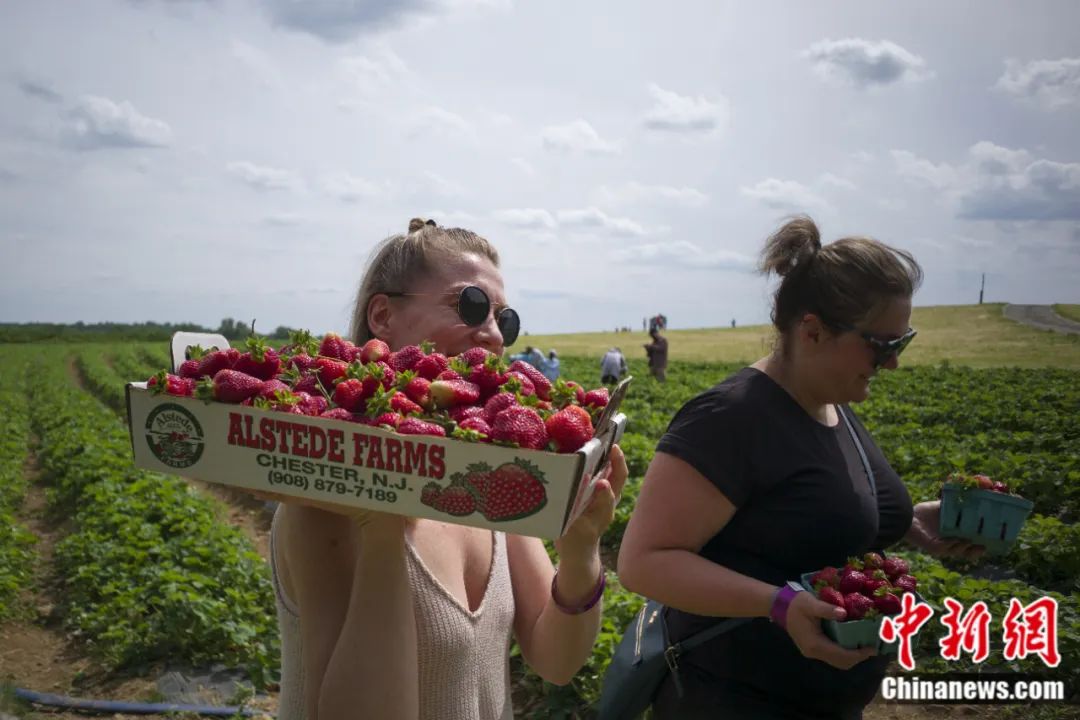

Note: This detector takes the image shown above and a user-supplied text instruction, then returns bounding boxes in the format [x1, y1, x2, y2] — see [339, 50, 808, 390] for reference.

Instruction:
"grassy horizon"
[520, 303, 1080, 369]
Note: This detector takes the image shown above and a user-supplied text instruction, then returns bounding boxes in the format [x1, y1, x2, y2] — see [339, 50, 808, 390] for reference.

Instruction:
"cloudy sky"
[1, 0, 1078, 335]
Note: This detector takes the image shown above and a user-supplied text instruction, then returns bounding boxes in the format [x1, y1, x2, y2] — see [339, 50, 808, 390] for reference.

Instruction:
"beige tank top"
[270, 509, 515, 720]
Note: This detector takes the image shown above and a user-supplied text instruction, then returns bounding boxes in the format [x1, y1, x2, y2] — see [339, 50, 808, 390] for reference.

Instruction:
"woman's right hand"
[784, 591, 877, 670]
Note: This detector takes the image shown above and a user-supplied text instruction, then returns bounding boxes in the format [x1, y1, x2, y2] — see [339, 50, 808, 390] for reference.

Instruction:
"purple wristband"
[551, 569, 606, 615]
[769, 583, 803, 630]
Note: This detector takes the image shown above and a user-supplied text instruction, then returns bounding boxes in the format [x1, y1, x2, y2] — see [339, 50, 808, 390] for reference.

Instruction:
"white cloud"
[409, 106, 472, 139]
[541, 120, 618, 154]
[804, 38, 929, 87]
[230, 40, 281, 89]
[994, 57, 1080, 109]
[337, 47, 410, 102]
[612, 240, 755, 271]
[851, 150, 875, 163]
[892, 142, 1080, 221]
[322, 172, 387, 202]
[263, 213, 305, 227]
[557, 207, 646, 236]
[818, 173, 856, 190]
[227, 161, 304, 192]
[740, 178, 827, 212]
[596, 181, 708, 208]
[642, 83, 727, 134]
[492, 208, 557, 231]
[890, 150, 959, 189]
[423, 171, 465, 197]
[423, 209, 479, 227]
[65, 96, 172, 149]
[510, 157, 535, 176]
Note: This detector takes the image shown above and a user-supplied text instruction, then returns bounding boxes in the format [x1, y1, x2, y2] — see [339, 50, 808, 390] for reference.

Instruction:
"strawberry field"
[0, 342, 1077, 718]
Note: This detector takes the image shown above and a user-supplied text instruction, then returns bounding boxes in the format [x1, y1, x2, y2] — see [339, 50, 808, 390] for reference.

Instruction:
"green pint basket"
[938, 485, 1034, 556]
[800, 573, 907, 654]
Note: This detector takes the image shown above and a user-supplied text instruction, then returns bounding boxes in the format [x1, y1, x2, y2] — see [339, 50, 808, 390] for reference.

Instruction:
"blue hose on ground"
[14, 687, 269, 717]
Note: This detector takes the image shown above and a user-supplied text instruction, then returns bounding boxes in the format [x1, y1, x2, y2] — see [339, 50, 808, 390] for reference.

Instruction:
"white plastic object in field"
[171, 332, 231, 373]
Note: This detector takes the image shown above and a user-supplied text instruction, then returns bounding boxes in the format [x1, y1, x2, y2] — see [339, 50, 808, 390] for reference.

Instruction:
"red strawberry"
[893, 574, 918, 594]
[551, 379, 586, 408]
[396, 417, 447, 437]
[809, 566, 840, 590]
[842, 557, 865, 576]
[178, 359, 202, 379]
[359, 338, 391, 364]
[460, 462, 493, 499]
[287, 353, 318, 374]
[992, 481, 1009, 494]
[148, 371, 195, 397]
[862, 571, 890, 596]
[372, 412, 403, 429]
[458, 417, 492, 438]
[295, 392, 328, 416]
[196, 348, 240, 378]
[468, 355, 506, 399]
[258, 378, 292, 400]
[882, 557, 909, 580]
[233, 337, 281, 380]
[544, 405, 595, 453]
[436, 369, 463, 382]
[449, 404, 487, 424]
[818, 586, 845, 608]
[477, 459, 547, 521]
[839, 570, 869, 595]
[508, 360, 552, 401]
[430, 379, 481, 409]
[319, 333, 353, 361]
[458, 347, 496, 367]
[198, 369, 264, 404]
[872, 588, 902, 615]
[583, 387, 610, 410]
[490, 405, 548, 450]
[314, 357, 349, 389]
[396, 371, 432, 409]
[293, 373, 321, 396]
[390, 343, 428, 373]
[420, 482, 442, 508]
[390, 391, 423, 416]
[415, 352, 450, 381]
[435, 485, 476, 516]
[842, 592, 875, 621]
[973, 474, 994, 490]
[484, 392, 519, 423]
[863, 552, 884, 571]
[333, 378, 368, 412]
[320, 407, 358, 422]
[502, 371, 536, 397]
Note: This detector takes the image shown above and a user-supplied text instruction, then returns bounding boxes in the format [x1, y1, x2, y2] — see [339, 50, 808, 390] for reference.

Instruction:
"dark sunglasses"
[384, 285, 521, 346]
[831, 322, 917, 367]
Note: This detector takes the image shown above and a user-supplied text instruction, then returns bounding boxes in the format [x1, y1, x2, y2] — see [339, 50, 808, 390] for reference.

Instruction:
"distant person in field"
[600, 346, 628, 385]
[269, 218, 628, 720]
[644, 328, 668, 382]
[617, 215, 984, 720]
[542, 348, 561, 382]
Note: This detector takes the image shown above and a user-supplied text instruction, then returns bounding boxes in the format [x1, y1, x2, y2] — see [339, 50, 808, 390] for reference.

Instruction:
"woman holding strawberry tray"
[270, 219, 628, 720]
[617, 216, 982, 720]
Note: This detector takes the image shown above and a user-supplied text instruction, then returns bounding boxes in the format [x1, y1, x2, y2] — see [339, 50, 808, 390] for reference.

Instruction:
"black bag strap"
[678, 615, 749, 653]
[838, 404, 876, 498]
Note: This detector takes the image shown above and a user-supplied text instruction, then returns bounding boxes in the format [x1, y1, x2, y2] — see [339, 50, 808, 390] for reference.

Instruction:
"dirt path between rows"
[1003, 304, 1080, 335]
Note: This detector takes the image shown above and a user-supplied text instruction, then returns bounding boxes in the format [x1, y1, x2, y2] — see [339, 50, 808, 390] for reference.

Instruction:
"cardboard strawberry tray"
[125, 333, 629, 539]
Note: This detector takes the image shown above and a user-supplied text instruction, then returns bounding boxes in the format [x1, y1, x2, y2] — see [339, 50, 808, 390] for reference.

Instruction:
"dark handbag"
[596, 599, 748, 720]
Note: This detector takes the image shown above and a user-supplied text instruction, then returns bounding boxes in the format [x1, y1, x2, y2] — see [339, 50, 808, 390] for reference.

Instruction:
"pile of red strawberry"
[942, 472, 1014, 495]
[807, 553, 919, 622]
[146, 331, 612, 454]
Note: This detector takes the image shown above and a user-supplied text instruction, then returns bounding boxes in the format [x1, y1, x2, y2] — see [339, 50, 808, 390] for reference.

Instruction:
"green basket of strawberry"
[938, 473, 1034, 556]
[801, 553, 921, 654]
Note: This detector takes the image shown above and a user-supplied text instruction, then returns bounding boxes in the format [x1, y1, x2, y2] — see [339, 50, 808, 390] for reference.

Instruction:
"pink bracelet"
[551, 569, 606, 615]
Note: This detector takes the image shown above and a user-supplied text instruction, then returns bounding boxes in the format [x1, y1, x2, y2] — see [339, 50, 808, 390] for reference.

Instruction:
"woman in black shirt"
[617, 216, 984, 720]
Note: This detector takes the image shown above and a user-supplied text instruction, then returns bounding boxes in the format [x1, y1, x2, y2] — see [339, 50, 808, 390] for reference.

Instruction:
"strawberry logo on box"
[421, 458, 548, 521]
[145, 403, 205, 468]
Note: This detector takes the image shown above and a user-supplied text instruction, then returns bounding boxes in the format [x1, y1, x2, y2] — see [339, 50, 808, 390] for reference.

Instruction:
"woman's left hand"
[906, 500, 986, 561]
[555, 445, 628, 559]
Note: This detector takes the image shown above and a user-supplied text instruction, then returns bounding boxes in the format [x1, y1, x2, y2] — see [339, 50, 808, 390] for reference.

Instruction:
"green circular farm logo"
[145, 403, 204, 468]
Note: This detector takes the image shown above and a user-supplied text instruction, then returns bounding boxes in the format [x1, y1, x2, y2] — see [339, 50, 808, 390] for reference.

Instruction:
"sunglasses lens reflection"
[498, 308, 520, 346]
[457, 286, 490, 326]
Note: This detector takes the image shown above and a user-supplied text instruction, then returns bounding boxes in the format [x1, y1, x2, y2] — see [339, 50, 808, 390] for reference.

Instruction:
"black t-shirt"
[653, 367, 914, 719]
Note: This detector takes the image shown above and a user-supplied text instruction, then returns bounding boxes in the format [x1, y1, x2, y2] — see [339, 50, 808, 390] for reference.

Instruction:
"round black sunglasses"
[831, 322, 917, 367]
[384, 285, 521, 346]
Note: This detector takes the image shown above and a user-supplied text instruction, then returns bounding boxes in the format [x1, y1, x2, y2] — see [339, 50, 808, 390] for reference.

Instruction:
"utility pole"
[979, 273, 985, 305]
